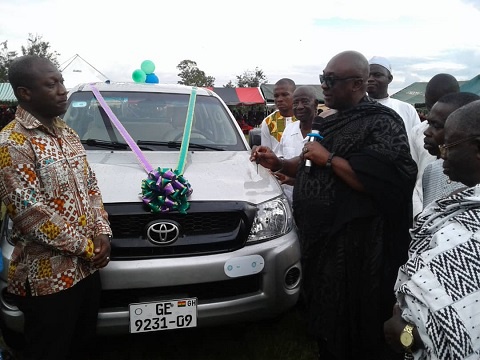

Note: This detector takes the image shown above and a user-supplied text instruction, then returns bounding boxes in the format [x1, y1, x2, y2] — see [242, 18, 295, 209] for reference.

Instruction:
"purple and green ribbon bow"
[89, 84, 196, 214]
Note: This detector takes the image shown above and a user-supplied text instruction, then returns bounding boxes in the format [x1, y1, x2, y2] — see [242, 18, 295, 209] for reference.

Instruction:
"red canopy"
[235, 88, 265, 105]
[207, 87, 265, 106]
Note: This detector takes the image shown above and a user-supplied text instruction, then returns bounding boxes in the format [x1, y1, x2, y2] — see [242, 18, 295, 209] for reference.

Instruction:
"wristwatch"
[400, 323, 415, 352]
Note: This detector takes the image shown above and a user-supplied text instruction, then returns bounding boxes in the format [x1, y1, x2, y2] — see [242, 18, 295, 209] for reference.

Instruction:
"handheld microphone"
[305, 129, 322, 173]
[305, 130, 320, 173]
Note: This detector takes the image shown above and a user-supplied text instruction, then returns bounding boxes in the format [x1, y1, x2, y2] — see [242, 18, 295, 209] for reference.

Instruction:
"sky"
[1, 0, 480, 94]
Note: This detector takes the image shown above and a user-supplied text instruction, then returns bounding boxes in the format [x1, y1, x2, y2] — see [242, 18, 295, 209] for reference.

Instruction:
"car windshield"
[63, 90, 246, 151]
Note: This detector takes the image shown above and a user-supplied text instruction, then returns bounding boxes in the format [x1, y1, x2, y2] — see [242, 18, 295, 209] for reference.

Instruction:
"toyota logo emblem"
[146, 221, 180, 245]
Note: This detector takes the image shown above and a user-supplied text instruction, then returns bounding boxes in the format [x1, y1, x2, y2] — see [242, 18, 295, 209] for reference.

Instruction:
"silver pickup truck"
[0, 82, 301, 347]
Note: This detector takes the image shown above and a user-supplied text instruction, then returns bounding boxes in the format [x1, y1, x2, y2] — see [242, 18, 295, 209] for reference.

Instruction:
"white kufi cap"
[369, 56, 392, 72]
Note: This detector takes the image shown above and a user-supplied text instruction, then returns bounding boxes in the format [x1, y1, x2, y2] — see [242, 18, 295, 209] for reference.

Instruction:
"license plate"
[129, 298, 197, 333]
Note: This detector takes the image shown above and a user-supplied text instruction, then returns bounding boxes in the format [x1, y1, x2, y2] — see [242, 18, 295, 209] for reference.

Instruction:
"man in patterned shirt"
[0, 55, 112, 359]
[384, 100, 480, 359]
[260, 78, 296, 153]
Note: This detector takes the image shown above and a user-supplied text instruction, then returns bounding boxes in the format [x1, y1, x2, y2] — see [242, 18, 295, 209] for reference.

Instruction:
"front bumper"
[0, 229, 301, 335]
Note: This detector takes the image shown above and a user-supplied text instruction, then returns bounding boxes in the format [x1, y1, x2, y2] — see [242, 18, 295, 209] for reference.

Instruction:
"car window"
[64, 91, 246, 151]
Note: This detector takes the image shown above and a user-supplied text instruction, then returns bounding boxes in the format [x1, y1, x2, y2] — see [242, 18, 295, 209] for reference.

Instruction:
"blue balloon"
[145, 73, 159, 84]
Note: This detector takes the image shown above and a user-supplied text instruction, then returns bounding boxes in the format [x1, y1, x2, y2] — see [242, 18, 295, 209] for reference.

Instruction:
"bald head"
[294, 85, 317, 100]
[292, 85, 319, 123]
[329, 51, 370, 80]
[443, 99, 480, 186]
[445, 99, 480, 136]
[425, 73, 460, 111]
[322, 50, 369, 110]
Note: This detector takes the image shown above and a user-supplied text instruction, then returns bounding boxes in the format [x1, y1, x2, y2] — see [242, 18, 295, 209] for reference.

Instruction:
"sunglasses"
[438, 135, 480, 157]
[319, 74, 362, 88]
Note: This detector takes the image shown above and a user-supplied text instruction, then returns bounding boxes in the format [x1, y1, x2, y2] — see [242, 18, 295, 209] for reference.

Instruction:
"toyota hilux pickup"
[0, 82, 301, 346]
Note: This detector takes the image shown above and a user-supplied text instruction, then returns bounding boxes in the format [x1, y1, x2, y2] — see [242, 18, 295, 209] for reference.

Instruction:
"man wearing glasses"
[384, 99, 480, 359]
[251, 50, 417, 359]
[421, 92, 479, 210]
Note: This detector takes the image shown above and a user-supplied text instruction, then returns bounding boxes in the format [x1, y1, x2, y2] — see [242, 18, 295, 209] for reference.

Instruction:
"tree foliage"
[236, 67, 268, 87]
[176, 60, 215, 87]
[0, 41, 17, 82]
[0, 33, 60, 82]
[224, 80, 235, 88]
[21, 33, 60, 67]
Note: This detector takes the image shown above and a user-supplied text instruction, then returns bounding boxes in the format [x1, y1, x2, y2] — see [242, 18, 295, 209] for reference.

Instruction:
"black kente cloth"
[292, 96, 417, 359]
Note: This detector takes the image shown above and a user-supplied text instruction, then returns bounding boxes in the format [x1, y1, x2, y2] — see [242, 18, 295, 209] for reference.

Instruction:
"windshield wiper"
[81, 139, 153, 151]
[137, 140, 225, 151]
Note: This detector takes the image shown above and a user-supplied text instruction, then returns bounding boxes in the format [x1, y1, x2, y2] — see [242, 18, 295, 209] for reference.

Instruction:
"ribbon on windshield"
[89, 84, 154, 173]
[89, 84, 195, 214]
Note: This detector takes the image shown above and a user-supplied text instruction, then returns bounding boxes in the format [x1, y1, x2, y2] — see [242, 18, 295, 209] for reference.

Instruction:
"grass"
[0, 305, 317, 359]
[90, 305, 317, 360]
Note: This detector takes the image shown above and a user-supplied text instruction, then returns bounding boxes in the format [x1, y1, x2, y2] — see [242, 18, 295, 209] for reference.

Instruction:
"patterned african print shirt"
[260, 110, 296, 153]
[0, 107, 111, 297]
[395, 185, 480, 359]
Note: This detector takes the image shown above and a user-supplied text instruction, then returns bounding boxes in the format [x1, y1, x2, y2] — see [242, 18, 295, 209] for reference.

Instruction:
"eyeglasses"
[319, 74, 362, 88]
[438, 135, 480, 157]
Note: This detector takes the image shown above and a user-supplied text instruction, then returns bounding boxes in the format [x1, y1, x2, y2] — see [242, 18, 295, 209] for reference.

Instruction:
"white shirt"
[374, 97, 425, 221]
[409, 121, 436, 219]
[260, 111, 295, 154]
[375, 97, 421, 140]
[276, 121, 307, 204]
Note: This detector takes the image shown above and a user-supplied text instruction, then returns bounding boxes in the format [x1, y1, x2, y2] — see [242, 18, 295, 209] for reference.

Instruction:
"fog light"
[284, 266, 301, 290]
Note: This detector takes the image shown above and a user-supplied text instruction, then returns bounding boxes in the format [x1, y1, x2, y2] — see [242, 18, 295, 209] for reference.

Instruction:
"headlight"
[247, 196, 293, 243]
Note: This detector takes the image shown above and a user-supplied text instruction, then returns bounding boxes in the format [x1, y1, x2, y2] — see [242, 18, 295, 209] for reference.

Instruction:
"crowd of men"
[253, 51, 480, 359]
[1, 51, 479, 360]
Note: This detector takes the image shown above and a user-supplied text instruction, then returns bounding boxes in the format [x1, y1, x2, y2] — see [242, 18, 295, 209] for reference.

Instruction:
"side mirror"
[248, 128, 261, 148]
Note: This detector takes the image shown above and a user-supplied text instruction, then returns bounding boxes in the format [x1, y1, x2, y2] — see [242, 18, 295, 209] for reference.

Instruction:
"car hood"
[87, 150, 283, 204]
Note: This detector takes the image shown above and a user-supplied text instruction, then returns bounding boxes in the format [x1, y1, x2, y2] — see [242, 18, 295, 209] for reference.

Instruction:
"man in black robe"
[251, 50, 417, 359]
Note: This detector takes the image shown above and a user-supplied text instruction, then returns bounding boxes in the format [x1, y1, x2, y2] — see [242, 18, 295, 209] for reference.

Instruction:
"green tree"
[0, 34, 60, 82]
[177, 60, 215, 87]
[21, 33, 60, 67]
[236, 67, 268, 87]
[224, 80, 235, 88]
[0, 41, 18, 82]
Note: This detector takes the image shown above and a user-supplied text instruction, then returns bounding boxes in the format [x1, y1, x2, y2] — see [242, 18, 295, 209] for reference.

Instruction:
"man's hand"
[92, 234, 111, 269]
[250, 145, 281, 171]
[384, 304, 407, 353]
[302, 141, 330, 167]
[273, 171, 295, 185]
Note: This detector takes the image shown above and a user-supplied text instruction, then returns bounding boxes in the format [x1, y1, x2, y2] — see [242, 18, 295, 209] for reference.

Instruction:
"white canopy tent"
[60, 54, 109, 90]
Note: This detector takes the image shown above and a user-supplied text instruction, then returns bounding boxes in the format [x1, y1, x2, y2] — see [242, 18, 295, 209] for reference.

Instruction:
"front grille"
[100, 274, 261, 308]
[110, 212, 238, 237]
[104, 201, 257, 259]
